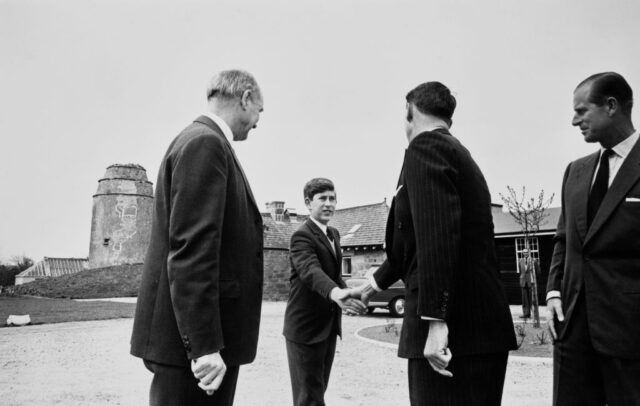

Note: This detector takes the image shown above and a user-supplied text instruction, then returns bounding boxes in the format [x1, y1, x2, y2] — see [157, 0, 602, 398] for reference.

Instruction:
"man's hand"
[352, 282, 377, 306]
[546, 297, 565, 342]
[191, 352, 226, 396]
[330, 288, 367, 315]
[423, 320, 453, 378]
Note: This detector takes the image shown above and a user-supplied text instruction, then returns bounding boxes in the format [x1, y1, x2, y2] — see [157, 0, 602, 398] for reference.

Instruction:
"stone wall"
[263, 249, 290, 301]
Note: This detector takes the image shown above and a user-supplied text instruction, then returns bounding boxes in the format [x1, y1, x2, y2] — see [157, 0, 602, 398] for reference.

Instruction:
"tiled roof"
[331, 201, 388, 247]
[262, 213, 308, 249]
[16, 257, 89, 278]
[492, 207, 561, 235]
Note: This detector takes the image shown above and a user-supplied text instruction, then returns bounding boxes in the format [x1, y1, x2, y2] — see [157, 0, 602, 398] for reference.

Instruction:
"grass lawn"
[0, 296, 136, 327]
[359, 319, 553, 358]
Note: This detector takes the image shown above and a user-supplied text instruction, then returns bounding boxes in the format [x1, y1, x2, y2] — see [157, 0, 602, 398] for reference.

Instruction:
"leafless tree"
[11, 255, 34, 272]
[499, 186, 554, 328]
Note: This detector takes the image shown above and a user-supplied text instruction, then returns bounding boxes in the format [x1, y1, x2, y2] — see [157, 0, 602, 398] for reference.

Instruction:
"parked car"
[344, 274, 406, 317]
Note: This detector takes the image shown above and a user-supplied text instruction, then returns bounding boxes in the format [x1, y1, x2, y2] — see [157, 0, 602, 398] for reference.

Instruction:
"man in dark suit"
[518, 250, 539, 319]
[130, 69, 265, 406]
[546, 72, 640, 405]
[355, 82, 516, 405]
[283, 178, 366, 406]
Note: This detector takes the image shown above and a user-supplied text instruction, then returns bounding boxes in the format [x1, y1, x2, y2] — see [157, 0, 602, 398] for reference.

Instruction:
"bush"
[0, 265, 23, 286]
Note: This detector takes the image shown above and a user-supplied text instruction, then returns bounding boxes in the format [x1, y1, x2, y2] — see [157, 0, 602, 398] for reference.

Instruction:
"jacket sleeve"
[290, 229, 340, 300]
[405, 133, 461, 320]
[372, 259, 402, 290]
[167, 132, 228, 359]
[547, 163, 571, 294]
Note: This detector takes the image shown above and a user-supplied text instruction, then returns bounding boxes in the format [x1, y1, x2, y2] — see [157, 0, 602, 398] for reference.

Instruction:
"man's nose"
[571, 114, 580, 126]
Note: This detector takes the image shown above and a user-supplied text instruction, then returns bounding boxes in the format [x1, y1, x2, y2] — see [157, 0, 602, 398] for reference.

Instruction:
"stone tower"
[88, 164, 154, 269]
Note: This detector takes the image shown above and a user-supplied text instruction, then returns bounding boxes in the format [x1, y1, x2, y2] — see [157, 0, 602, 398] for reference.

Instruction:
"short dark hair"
[303, 178, 335, 201]
[577, 72, 633, 117]
[406, 82, 457, 123]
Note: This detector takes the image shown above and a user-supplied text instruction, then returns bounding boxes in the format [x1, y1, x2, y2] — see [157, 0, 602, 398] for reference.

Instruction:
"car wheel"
[389, 297, 405, 317]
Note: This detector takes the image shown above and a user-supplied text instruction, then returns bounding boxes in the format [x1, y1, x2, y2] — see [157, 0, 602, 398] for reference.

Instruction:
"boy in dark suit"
[283, 178, 366, 406]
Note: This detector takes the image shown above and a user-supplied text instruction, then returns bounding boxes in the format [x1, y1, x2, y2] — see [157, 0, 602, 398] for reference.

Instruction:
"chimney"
[284, 208, 298, 223]
[266, 201, 285, 222]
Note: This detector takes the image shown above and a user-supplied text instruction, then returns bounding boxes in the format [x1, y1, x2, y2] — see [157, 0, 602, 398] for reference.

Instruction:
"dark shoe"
[519, 314, 530, 319]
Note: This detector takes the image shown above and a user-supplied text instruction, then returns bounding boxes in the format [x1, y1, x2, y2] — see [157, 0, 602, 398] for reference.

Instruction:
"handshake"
[329, 282, 378, 316]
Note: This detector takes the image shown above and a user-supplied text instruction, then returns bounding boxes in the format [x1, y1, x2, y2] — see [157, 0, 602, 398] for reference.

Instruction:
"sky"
[1, 0, 639, 262]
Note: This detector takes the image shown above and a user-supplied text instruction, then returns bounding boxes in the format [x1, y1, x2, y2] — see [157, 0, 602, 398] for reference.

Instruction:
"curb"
[354, 323, 553, 365]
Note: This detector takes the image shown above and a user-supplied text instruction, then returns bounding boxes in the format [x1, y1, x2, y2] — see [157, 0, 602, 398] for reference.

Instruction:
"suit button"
[398, 222, 403, 230]
[443, 291, 449, 297]
[441, 306, 446, 312]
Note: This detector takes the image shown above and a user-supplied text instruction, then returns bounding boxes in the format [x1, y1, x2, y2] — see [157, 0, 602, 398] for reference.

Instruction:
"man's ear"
[606, 97, 619, 116]
[240, 89, 252, 110]
[304, 197, 311, 208]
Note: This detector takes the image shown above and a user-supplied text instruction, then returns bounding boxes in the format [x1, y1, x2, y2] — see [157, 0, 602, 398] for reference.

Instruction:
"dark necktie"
[326, 228, 334, 242]
[587, 149, 614, 228]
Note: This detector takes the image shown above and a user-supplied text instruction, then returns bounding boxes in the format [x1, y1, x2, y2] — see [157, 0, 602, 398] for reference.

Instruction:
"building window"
[342, 257, 352, 277]
[515, 237, 539, 273]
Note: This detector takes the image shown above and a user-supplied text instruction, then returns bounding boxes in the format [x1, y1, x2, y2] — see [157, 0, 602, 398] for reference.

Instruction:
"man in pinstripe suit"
[356, 82, 517, 405]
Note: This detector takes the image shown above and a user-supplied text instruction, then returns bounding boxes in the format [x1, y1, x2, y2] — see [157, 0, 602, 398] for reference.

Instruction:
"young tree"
[499, 186, 554, 328]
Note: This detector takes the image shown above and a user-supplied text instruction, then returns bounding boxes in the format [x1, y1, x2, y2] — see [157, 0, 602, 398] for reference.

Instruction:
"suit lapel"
[306, 220, 338, 262]
[573, 152, 599, 241]
[194, 116, 259, 212]
[585, 139, 640, 245]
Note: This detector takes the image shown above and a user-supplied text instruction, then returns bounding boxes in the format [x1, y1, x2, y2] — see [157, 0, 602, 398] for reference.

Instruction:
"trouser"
[144, 359, 240, 406]
[286, 335, 337, 406]
[521, 285, 531, 317]
[408, 352, 508, 406]
[553, 293, 640, 406]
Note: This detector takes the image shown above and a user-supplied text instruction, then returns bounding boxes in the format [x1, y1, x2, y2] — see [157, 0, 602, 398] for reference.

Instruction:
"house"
[330, 201, 388, 277]
[491, 204, 561, 304]
[15, 257, 89, 285]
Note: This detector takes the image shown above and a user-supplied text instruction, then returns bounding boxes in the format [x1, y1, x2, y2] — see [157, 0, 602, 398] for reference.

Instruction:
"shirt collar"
[202, 111, 234, 144]
[309, 216, 328, 234]
[603, 130, 639, 159]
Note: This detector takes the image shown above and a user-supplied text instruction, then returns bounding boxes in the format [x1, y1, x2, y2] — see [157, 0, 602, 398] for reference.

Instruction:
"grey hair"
[206, 69, 261, 101]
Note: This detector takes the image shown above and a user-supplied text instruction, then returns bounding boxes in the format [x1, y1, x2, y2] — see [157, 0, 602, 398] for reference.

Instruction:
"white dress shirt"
[310, 216, 335, 253]
[202, 111, 234, 144]
[591, 130, 639, 188]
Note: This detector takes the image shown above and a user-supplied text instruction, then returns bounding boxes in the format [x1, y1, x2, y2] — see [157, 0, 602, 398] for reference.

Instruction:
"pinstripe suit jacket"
[374, 129, 517, 358]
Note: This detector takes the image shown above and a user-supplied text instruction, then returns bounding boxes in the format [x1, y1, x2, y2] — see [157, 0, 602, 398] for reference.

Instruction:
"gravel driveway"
[0, 302, 551, 405]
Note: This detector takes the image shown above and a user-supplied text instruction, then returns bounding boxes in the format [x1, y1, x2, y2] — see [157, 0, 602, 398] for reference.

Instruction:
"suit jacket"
[283, 219, 346, 344]
[374, 129, 517, 358]
[131, 116, 264, 367]
[546, 139, 640, 359]
[518, 258, 539, 287]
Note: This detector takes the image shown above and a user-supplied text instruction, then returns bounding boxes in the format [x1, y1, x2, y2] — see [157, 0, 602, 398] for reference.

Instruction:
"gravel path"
[0, 302, 551, 405]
